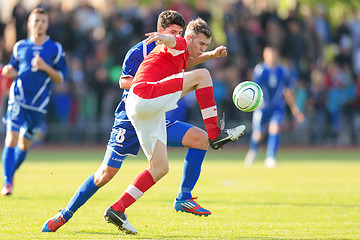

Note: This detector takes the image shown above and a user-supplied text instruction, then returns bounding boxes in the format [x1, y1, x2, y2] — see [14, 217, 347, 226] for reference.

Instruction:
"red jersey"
[132, 36, 189, 99]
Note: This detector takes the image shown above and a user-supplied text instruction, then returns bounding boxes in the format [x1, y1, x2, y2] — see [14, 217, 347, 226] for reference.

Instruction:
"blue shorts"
[5, 102, 45, 140]
[252, 108, 284, 133]
[104, 119, 193, 168]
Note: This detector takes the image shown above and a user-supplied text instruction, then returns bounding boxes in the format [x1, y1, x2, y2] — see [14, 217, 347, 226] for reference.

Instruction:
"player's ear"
[158, 28, 163, 33]
[185, 34, 192, 42]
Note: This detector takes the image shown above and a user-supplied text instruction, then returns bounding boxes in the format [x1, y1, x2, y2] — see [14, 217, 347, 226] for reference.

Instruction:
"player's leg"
[105, 140, 167, 235]
[265, 111, 283, 168]
[1, 130, 19, 196]
[13, 135, 31, 173]
[244, 110, 266, 166]
[1, 103, 25, 196]
[182, 69, 245, 150]
[167, 121, 211, 216]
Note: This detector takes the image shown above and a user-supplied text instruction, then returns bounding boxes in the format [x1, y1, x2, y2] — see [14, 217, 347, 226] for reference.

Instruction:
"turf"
[1, 146, 360, 239]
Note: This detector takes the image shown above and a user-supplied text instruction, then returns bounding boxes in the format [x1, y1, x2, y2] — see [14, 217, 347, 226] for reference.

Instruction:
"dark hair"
[157, 10, 186, 31]
[29, 7, 47, 16]
[185, 17, 211, 38]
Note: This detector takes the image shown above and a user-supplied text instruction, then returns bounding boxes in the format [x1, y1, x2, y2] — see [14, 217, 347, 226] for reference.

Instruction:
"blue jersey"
[8, 36, 67, 114]
[253, 62, 291, 112]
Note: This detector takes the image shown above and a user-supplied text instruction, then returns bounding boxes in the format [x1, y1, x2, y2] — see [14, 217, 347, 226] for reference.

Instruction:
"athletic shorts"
[252, 108, 284, 133]
[126, 89, 182, 160]
[104, 119, 193, 168]
[5, 102, 45, 140]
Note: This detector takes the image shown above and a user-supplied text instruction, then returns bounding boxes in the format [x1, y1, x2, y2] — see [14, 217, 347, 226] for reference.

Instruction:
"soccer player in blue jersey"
[41, 10, 237, 234]
[1, 8, 67, 196]
[244, 46, 304, 168]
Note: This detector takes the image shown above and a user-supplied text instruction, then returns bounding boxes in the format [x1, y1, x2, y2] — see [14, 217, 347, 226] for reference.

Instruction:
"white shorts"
[126, 76, 183, 160]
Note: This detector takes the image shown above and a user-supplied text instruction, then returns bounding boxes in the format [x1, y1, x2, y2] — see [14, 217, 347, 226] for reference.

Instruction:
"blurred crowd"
[0, 0, 359, 146]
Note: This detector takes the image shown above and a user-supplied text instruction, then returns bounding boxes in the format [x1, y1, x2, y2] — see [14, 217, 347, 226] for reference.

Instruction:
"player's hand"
[1, 65, 17, 78]
[33, 55, 49, 71]
[145, 32, 176, 47]
[2, 65, 14, 75]
[212, 46, 227, 58]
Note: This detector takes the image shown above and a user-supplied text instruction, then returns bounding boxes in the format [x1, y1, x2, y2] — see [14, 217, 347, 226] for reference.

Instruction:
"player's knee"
[197, 68, 211, 82]
[183, 127, 209, 150]
[252, 132, 262, 142]
[5, 134, 19, 147]
[94, 167, 117, 187]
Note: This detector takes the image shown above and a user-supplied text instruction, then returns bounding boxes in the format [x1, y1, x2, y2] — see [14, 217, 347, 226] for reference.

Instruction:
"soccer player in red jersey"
[104, 18, 246, 234]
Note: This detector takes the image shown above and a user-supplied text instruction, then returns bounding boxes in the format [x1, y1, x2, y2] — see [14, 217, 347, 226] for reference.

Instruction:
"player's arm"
[145, 32, 176, 48]
[34, 55, 63, 84]
[119, 76, 134, 90]
[1, 65, 18, 79]
[284, 87, 305, 123]
[187, 46, 227, 67]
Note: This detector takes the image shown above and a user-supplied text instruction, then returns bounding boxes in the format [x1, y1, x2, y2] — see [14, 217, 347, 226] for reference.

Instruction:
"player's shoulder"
[254, 63, 265, 75]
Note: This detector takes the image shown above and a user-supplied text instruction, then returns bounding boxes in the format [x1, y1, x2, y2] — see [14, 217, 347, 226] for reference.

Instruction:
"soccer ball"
[232, 81, 263, 112]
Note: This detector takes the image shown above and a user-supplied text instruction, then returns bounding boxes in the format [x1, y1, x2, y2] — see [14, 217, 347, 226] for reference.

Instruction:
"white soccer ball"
[232, 81, 263, 112]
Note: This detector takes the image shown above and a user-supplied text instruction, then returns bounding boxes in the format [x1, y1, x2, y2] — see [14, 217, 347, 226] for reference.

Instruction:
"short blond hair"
[185, 18, 212, 38]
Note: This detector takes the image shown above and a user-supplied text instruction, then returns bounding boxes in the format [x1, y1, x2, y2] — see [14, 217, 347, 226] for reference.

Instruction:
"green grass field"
[1, 146, 360, 239]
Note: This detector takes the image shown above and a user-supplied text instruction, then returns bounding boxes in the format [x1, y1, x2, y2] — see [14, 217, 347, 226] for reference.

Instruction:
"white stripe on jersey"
[201, 106, 217, 120]
[13, 40, 25, 61]
[53, 42, 63, 65]
[125, 184, 143, 200]
[142, 40, 147, 58]
[31, 77, 51, 105]
[38, 96, 50, 111]
[168, 48, 185, 57]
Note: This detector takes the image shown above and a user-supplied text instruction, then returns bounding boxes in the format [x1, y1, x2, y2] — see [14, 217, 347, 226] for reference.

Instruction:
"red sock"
[112, 170, 156, 212]
[195, 86, 220, 140]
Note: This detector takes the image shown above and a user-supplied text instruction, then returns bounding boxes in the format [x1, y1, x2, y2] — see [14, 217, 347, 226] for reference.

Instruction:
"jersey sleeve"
[8, 41, 23, 70]
[253, 64, 263, 84]
[173, 36, 187, 51]
[53, 42, 67, 82]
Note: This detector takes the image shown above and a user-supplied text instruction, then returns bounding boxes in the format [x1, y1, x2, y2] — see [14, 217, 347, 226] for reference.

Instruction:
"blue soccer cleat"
[174, 197, 211, 216]
[41, 212, 66, 232]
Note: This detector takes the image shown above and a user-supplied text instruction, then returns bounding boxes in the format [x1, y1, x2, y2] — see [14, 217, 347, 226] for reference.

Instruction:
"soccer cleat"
[209, 125, 246, 150]
[104, 206, 138, 235]
[1, 183, 13, 196]
[174, 197, 211, 216]
[244, 149, 257, 167]
[265, 157, 277, 168]
[41, 212, 66, 232]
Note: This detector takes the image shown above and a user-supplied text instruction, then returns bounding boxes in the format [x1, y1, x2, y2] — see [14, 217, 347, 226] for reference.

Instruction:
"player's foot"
[209, 125, 246, 150]
[265, 157, 277, 168]
[174, 197, 211, 216]
[104, 206, 138, 235]
[244, 150, 257, 167]
[41, 212, 66, 232]
[1, 183, 13, 196]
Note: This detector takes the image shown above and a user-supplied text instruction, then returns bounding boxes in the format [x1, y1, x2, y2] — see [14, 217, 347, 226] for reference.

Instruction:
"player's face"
[28, 13, 48, 36]
[263, 47, 277, 67]
[186, 33, 211, 58]
[159, 24, 183, 36]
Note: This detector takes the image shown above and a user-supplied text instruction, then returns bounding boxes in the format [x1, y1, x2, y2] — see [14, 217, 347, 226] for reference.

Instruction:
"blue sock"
[61, 174, 100, 221]
[13, 146, 28, 173]
[266, 133, 280, 158]
[176, 148, 206, 201]
[2, 146, 15, 185]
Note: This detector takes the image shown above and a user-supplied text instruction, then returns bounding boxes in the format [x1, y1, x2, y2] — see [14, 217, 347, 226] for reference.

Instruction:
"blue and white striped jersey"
[8, 36, 67, 114]
[253, 62, 291, 111]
